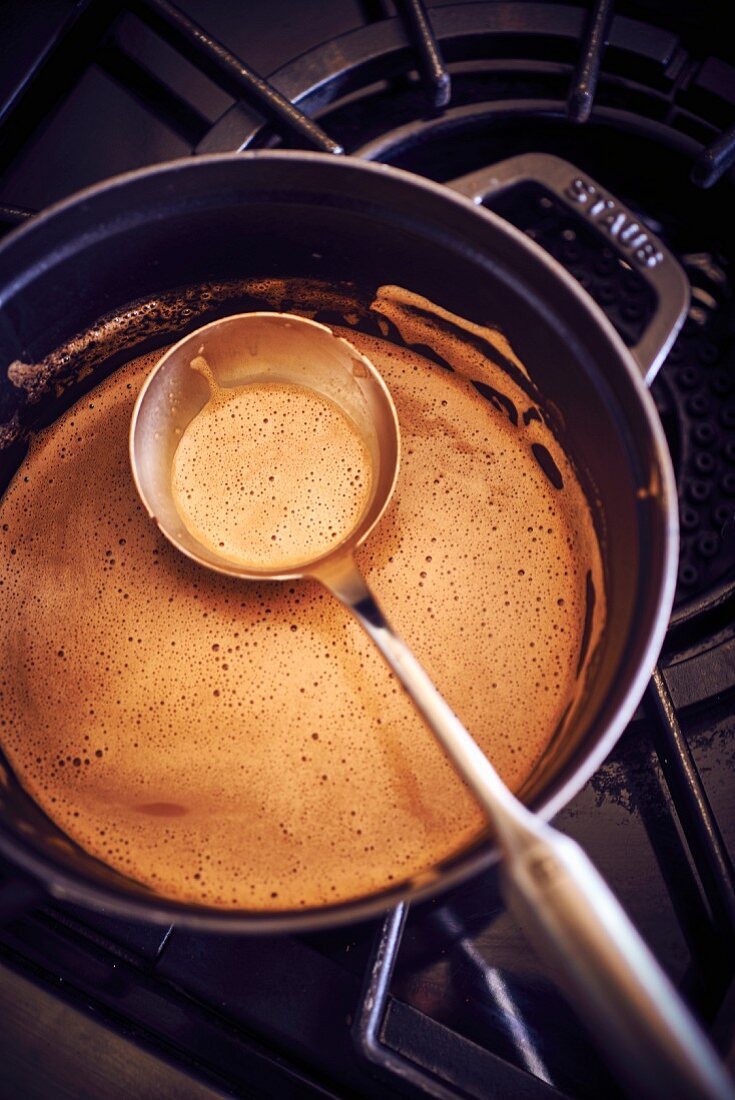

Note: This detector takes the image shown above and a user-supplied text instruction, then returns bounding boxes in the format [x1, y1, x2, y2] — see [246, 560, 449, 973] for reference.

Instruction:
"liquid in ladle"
[171, 356, 373, 570]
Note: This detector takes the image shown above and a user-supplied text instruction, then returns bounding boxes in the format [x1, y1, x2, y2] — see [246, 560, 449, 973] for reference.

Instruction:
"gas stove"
[0, 2, 733, 1098]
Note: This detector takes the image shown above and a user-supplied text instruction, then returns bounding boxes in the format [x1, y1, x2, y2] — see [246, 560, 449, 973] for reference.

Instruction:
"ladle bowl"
[130, 311, 732, 1100]
[130, 311, 400, 581]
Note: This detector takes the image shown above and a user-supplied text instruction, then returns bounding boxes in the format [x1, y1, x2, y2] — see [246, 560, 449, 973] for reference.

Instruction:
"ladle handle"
[502, 833, 734, 1100]
[317, 555, 734, 1100]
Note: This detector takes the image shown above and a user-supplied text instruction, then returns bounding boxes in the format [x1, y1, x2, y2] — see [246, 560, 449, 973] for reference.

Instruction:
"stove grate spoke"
[566, 0, 614, 124]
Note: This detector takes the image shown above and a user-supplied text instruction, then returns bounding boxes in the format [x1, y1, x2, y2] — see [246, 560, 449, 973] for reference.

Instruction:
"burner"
[656, 253, 735, 615]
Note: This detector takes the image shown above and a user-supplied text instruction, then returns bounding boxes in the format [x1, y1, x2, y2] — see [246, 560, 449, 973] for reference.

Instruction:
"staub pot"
[0, 151, 683, 925]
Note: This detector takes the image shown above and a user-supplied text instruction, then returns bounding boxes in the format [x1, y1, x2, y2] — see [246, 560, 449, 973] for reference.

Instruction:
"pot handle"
[448, 153, 690, 386]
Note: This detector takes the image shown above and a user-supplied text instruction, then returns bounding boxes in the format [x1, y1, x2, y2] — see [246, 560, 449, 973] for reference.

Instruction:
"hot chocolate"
[0, 287, 604, 909]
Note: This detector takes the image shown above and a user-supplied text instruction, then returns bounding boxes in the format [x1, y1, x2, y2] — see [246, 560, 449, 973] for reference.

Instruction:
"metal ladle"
[130, 312, 732, 1100]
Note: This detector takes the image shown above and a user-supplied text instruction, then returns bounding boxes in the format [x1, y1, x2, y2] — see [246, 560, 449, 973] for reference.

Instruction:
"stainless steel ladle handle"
[315, 553, 734, 1100]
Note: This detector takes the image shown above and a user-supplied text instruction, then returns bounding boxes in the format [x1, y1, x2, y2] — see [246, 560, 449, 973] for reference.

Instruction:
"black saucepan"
[0, 151, 684, 923]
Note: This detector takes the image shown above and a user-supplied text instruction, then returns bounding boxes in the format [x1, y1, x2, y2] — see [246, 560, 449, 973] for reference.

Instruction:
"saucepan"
[1, 151, 724, 1096]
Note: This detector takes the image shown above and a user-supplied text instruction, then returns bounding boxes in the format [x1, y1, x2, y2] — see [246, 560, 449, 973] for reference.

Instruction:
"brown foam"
[172, 370, 372, 571]
[0, 292, 605, 910]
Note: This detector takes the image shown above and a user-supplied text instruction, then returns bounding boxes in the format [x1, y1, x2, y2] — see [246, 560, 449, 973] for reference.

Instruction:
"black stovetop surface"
[0, 3, 733, 1098]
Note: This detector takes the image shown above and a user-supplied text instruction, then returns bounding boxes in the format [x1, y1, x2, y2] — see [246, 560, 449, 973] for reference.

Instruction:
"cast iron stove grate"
[0, 3, 733, 1098]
